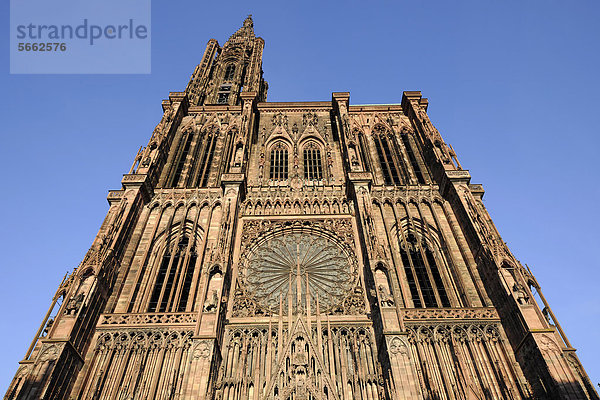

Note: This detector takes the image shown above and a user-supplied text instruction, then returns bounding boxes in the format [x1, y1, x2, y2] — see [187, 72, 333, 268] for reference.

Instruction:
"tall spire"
[225, 15, 255, 45]
[185, 15, 267, 106]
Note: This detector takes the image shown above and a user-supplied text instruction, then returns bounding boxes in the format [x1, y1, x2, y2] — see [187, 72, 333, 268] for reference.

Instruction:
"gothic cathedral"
[5, 16, 598, 400]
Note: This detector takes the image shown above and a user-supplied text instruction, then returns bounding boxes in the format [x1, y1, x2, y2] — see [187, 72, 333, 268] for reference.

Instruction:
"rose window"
[240, 232, 357, 313]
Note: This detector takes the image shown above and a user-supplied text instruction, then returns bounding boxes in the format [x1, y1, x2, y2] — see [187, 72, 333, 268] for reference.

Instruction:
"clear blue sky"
[1, 0, 599, 393]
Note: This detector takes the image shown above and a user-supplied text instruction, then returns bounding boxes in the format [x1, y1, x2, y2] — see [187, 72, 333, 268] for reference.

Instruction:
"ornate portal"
[239, 231, 357, 313]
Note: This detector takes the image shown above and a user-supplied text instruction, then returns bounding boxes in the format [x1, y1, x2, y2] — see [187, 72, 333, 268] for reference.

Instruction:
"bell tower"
[185, 15, 268, 106]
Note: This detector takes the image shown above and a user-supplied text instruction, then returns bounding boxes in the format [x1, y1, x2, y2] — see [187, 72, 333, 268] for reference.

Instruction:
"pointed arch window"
[400, 131, 426, 184]
[170, 130, 194, 187]
[303, 142, 323, 180]
[192, 127, 218, 187]
[147, 232, 198, 313]
[224, 64, 236, 81]
[399, 229, 450, 308]
[372, 125, 404, 185]
[269, 142, 289, 181]
[358, 131, 371, 171]
[217, 82, 232, 105]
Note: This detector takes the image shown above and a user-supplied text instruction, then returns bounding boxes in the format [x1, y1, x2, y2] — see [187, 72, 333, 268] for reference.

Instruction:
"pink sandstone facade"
[5, 16, 598, 400]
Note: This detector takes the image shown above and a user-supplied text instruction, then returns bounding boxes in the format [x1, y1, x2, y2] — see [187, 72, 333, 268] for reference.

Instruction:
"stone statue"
[234, 146, 243, 166]
[512, 283, 529, 305]
[378, 284, 394, 307]
[349, 147, 359, 167]
[65, 292, 85, 315]
[43, 318, 54, 336]
[204, 289, 219, 312]
[542, 307, 553, 324]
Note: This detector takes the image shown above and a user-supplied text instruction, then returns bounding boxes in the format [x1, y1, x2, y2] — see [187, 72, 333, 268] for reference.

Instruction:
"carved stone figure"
[233, 145, 243, 166]
[65, 292, 84, 315]
[378, 284, 394, 307]
[349, 146, 359, 167]
[512, 282, 529, 305]
[204, 289, 219, 312]
[542, 307, 552, 324]
[42, 318, 54, 336]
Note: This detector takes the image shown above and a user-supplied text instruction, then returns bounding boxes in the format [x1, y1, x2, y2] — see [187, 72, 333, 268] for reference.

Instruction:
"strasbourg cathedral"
[5, 16, 598, 400]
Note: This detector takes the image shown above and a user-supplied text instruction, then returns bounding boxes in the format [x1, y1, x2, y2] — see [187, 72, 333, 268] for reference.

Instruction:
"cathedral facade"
[5, 17, 598, 400]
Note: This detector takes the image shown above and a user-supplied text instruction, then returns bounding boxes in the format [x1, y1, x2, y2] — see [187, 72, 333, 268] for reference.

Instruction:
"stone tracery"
[239, 230, 358, 314]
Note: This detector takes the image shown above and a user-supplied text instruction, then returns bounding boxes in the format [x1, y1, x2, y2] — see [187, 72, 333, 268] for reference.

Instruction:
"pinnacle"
[225, 15, 255, 44]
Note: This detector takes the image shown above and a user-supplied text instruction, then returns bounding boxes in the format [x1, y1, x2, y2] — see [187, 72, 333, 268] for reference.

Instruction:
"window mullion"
[284, 150, 288, 179]
[418, 241, 443, 308]
[309, 149, 314, 180]
[155, 245, 177, 312]
[276, 149, 281, 180]
[169, 238, 193, 311]
[380, 136, 394, 185]
[384, 136, 401, 185]
[397, 227, 425, 308]
[389, 135, 409, 185]
[317, 149, 323, 180]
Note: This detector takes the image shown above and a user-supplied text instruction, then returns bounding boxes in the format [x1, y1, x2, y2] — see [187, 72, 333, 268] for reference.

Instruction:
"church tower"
[5, 17, 598, 400]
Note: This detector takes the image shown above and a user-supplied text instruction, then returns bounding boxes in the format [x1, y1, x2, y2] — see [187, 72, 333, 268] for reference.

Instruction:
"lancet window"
[192, 127, 218, 187]
[224, 63, 236, 81]
[400, 131, 426, 184]
[146, 231, 198, 313]
[217, 84, 231, 104]
[303, 142, 323, 180]
[163, 126, 220, 188]
[170, 130, 194, 187]
[398, 225, 450, 308]
[269, 142, 289, 181]
[372, 125, 405, 185]
[375, 265, 395, 307]
[358, 131, 371, 170]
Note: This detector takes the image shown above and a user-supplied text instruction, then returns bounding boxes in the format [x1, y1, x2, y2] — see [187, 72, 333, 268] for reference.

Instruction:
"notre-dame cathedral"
[5, 16, 598, 400]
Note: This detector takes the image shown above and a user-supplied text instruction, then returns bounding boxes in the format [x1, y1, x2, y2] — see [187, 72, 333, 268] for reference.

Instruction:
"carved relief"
[538, 334, 560, 354]
[152, 105, 175, 137]
[203, 270, 223, 313]
[512, 282, 530, 305]
[375, 269, 394, 307]
[339, 286, 366, 315]
[99, 312, 197, 326]
[38, 343, 61, 362]
[302, 112, 318, 127]
[240, 218, 355, 254]
[192, 340, 213, 360]
[231, 288, 266, 317]
[388, 336, 409, 356]
[64, 292, 85, 315]
[272, 112, 288, 128]
[403, 307, 499, 322]
[241, 188, 352, 216]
